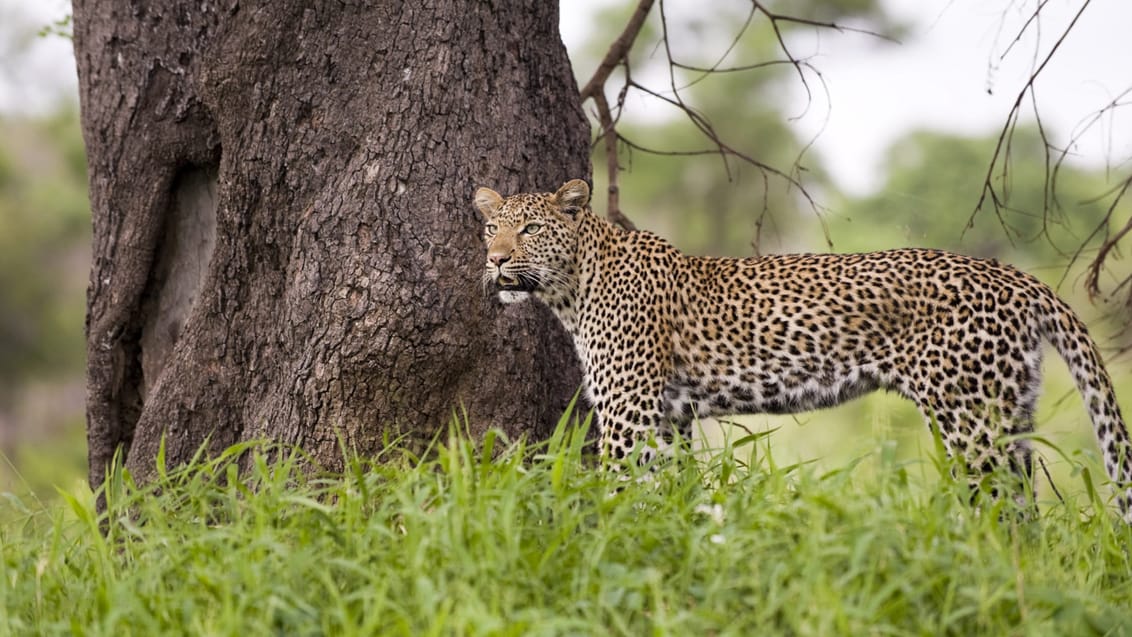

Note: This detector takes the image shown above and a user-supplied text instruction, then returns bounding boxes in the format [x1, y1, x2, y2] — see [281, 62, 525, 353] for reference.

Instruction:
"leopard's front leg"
[585, 346, 684, 474]
[593, 394, 673, 472]
[575, 281, 678, 474]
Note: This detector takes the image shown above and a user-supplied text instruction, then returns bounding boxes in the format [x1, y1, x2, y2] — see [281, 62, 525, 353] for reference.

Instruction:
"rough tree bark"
[73, 0, 588, 488]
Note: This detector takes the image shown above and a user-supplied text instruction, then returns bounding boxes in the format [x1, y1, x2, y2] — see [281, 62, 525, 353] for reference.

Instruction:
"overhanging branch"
[578, 0, 885, 239]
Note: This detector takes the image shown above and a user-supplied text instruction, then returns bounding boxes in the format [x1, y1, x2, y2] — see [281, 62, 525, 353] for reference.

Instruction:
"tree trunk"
[73, 0, 588, 488]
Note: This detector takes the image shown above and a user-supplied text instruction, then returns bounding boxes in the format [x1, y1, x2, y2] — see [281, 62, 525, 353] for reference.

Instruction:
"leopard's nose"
[488, 252, 511, 267]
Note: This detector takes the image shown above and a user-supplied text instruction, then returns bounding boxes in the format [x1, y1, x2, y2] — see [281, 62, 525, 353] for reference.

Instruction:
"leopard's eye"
[485, 223, 498, 235]
[522, 223, 543, 235]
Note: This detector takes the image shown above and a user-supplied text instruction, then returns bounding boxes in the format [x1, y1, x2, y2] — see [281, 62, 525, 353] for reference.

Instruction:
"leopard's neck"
[535, 209, 621, 335]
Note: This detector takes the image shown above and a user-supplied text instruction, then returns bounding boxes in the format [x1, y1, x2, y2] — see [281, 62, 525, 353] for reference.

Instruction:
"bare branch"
[1058, 176, 1127, 294]
[626, 83, 779, 178]
[750, 169, 772, 255]
[671, 4, 758, 93]
[577, 0, 888, 247]
[970, 0, 1090, 231]
[673, 58, 809, 75]
[750, 1, 897, 42]
[751, 2, 814, 112]
[656, 0, 732, 179]
[614, 129, 818, 214]
[579, 0, 654, 223]
[977, 0, 1132, 319]
[592, 89, 636, 231]
[579, 0, 655, 103]
[1084, 176, 1132, 300]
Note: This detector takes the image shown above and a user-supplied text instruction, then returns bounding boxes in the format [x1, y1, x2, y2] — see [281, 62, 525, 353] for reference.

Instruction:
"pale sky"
[3, 0, 1129, 196]
[0, 0, 74, 112]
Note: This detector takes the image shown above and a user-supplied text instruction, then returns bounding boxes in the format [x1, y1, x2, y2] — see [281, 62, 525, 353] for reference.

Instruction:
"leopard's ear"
[554, 179, 590, 215]
[474, 187, 504, 219]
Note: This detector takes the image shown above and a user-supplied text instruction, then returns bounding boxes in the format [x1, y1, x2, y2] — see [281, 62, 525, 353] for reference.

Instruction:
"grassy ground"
[1, 411, 1131, 636]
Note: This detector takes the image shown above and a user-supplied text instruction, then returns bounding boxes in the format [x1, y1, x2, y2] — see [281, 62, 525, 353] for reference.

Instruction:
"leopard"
[474, 178, 1132, 521]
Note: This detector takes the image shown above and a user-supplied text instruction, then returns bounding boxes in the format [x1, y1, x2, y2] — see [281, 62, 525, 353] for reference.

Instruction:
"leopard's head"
[474, 179, 589, 304]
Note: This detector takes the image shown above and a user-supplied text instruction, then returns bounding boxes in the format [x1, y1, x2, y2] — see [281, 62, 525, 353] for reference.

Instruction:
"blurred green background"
[1, 1, 1129, 511]
[0, 109, 89, 503]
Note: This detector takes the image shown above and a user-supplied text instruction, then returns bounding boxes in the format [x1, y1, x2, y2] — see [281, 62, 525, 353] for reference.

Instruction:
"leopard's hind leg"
[914, 378, 1041, 513]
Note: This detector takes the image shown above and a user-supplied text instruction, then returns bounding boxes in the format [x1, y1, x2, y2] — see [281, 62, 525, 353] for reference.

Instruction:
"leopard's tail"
[1037, 289, 1132, 523]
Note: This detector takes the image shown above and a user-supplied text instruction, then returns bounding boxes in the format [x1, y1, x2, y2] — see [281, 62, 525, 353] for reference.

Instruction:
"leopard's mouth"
[494, 273, 536, 292]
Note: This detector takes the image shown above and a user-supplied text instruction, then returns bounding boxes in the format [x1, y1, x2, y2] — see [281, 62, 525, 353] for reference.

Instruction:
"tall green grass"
[2, 410, 1130, 635]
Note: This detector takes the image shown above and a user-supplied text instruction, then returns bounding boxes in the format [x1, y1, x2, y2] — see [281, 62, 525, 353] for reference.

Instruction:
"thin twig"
[1084, 177, 1132, 300]
[671, 4, 758, 92]
[673, 58, 808, 75]
[1053, 88, 1132, 295]
[999, 0, 1054, 62]
[969, 0, 1090, 234]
